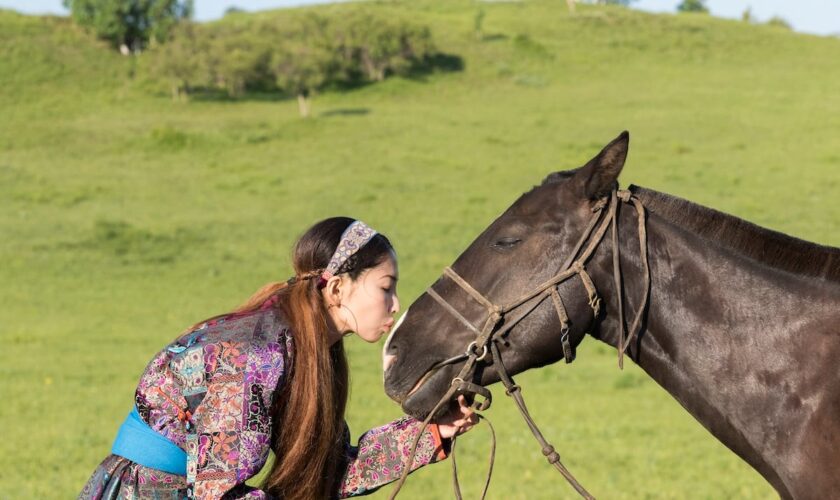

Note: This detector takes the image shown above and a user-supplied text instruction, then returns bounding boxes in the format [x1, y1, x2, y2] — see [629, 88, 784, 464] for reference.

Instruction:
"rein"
[388, 188, 650, 499]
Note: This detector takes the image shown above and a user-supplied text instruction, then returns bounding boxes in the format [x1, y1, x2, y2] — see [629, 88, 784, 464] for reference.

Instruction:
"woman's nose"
[391, 295, 400, 315]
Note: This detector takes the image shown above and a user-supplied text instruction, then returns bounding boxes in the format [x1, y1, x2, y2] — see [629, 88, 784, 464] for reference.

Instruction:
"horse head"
[384, 131, 630, 418]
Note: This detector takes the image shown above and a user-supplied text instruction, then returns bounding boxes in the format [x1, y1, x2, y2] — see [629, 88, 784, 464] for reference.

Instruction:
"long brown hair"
[194, 217, 393, 499]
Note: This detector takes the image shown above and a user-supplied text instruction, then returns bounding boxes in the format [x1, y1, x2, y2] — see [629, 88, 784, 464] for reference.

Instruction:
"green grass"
[1, 1, 839, 498]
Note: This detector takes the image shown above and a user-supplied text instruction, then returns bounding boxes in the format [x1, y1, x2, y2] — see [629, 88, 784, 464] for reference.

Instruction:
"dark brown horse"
[382, 132, 840, 499]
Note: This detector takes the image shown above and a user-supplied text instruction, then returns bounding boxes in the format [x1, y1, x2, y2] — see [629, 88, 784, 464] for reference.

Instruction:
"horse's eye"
[492, 237, 522, 250]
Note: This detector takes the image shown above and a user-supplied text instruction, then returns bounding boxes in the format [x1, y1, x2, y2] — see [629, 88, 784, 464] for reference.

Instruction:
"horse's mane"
[629, 185, 840, 283]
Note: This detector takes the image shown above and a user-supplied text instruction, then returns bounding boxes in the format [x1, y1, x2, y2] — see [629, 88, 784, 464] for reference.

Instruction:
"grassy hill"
[1, 1, 838, 497]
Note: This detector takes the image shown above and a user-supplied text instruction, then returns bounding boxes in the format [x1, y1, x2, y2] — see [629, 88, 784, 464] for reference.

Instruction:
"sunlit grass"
[1, 1, 838, 497]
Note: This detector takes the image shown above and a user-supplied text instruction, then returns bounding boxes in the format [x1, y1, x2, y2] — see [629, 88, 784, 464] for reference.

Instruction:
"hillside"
[1, 1, 838, 497]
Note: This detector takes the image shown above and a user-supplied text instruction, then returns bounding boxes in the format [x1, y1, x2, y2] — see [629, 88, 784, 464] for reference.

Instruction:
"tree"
[677, 0, 708, 13]
[343, 14, 434, 82]
[270, 15, 337, 117]
[148, 22, 209, 100]
[474, 8, 485, 40]
[206, 25, 273, 98]
[63, 0, 193, 53]
[741, 7, 753, 23]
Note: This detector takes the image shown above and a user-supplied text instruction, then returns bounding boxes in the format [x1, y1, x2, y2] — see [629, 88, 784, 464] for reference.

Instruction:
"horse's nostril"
[383, 309, 406, 372]
[383, 354, 397, 374]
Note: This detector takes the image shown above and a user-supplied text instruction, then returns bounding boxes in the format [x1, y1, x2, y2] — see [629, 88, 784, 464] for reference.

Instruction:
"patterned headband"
[320, 220, 378, 284]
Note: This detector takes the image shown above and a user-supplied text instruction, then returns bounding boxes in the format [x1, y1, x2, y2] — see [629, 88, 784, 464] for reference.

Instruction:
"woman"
[80, 217, 477, 499]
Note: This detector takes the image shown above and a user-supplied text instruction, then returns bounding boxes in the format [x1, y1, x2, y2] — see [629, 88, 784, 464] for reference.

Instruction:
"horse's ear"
[575, 131, 629, 200]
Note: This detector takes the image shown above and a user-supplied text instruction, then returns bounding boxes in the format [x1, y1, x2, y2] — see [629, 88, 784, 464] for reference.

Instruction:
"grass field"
[1, 1, 839, 498]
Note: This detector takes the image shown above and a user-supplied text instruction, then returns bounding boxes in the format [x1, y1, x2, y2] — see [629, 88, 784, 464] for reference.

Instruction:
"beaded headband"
[319, 220, 378, 286]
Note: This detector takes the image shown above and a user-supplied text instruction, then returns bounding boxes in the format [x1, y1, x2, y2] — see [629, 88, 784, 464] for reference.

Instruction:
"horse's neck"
[589, 207, 840, 495]
[599, 206, 839, 347]
[594, 203, 839, 357]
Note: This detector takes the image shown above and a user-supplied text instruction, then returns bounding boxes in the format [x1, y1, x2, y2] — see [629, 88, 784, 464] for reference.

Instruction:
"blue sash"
[111, 407, 187, 476]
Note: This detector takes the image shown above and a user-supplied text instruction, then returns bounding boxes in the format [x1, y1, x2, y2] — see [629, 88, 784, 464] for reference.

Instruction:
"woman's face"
[335, 252, 400, 343]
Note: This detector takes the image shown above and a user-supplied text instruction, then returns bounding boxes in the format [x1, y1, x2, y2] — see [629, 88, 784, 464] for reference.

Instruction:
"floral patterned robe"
[79, 301, 447, 499]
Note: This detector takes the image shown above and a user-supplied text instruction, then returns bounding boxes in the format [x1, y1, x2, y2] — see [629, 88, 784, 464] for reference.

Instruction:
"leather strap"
[389, 189, 651, 500]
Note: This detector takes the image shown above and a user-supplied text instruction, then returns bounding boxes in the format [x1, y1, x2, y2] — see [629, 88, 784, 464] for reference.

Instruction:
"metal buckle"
[466, 341, 489, 361]
[560, 329, 575, 364]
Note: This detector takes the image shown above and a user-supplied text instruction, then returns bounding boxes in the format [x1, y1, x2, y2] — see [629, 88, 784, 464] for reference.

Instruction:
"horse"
[382, 132, 840, 499]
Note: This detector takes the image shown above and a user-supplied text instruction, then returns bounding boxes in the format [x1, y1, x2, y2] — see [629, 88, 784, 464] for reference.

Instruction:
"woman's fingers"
[450, 396, 480, 435]
[434, 395, 481, 437]
[456, 395, 469, 411]
[456, 420, 476, 434]
[456, 395, 475, 416]
[452, 414, 478, 427]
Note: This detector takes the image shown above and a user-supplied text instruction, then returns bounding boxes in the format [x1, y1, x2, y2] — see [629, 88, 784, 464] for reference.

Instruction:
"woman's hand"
[434, 395, 479, 439]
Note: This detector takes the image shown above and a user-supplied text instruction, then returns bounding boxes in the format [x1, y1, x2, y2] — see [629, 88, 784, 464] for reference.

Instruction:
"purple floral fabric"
[79, 304, 444, 499]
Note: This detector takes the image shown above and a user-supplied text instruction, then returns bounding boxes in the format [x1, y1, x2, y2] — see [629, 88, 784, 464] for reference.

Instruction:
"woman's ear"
[322, 276, 343, 307]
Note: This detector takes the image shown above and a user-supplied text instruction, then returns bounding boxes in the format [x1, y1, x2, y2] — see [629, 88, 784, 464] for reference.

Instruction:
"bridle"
[388, 188, 651, 500]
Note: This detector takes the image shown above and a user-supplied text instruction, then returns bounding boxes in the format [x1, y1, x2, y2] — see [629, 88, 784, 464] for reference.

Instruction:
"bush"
[146, 22, 209, 99]
[766, 16, 792, 30]
[270, 14, 336, 116]
[334, 12, 435, 82]
[205, 23, 274, 97]
[677, 0, 708, 13]
[142, 9, 440, 115]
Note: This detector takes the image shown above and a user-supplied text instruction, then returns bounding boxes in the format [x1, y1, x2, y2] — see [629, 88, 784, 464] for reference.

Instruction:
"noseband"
[390, 188, 651, 500]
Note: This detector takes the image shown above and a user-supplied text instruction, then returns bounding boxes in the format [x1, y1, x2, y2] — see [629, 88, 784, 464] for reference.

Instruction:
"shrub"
[146, 22, 209, 99]
[766, 16, 792, 30]
[677, 0, 709, 14]
[142, 9, 440, 113]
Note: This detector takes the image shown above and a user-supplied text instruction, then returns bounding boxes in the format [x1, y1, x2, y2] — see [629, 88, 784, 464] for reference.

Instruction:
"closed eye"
[491, 237, 522, 250]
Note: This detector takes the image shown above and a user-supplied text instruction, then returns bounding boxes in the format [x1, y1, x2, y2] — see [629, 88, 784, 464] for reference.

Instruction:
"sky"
[1, 0, 838, 36]
[634, 0, 840, 36]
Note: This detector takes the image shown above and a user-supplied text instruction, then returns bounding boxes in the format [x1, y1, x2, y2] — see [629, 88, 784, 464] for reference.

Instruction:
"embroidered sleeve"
[179, 316, 288, 499]
[338, 417, 449, 498]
